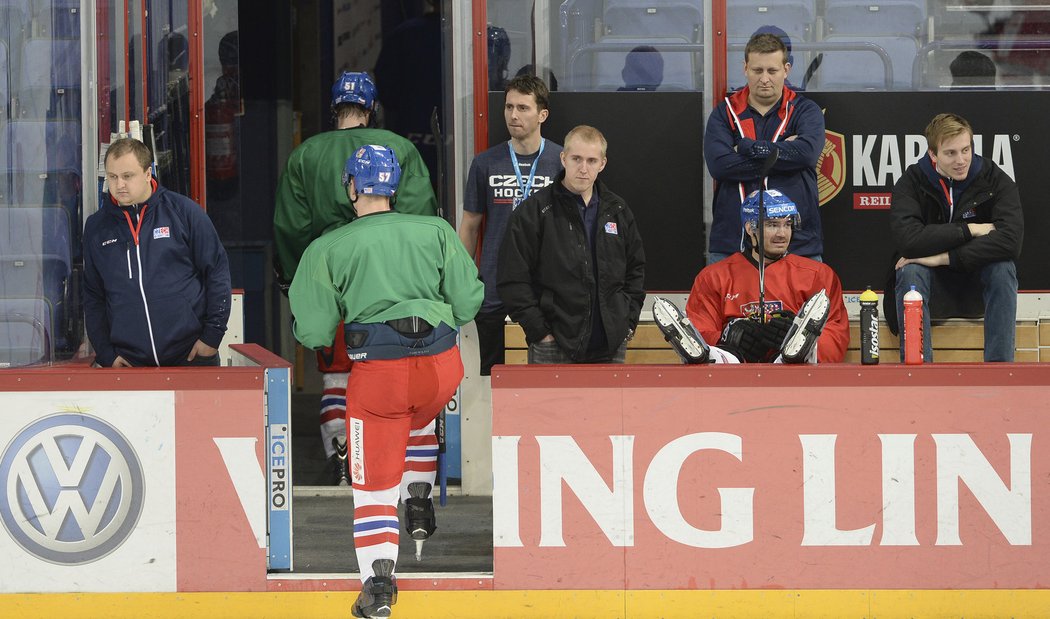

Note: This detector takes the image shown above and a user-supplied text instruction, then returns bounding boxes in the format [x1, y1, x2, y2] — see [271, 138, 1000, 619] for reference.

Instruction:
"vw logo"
[0, 414, 145, 565]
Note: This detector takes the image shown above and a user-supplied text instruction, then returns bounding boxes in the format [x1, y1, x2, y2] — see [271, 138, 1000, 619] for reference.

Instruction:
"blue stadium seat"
[564, 1, 704, 90]
[0, 297, 52, 367]
[818, 0, 926, 90]
[826, 0, 925, 37]
[2, 119, 81, 179]
[20, 37, 80, 91]
[0, 1, 26, 40]
[0, 205, 71, 361]
[17, 86, 81, 119]
[601, 1, 703, 41]
[726, 0, 816, 90]
[33, 0, 80, 38]
[1, 120, 83, 253]
[586, 37, 699, 90]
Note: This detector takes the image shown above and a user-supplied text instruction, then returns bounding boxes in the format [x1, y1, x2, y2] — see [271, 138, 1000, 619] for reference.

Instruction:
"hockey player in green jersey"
[290, 145, 482, 619]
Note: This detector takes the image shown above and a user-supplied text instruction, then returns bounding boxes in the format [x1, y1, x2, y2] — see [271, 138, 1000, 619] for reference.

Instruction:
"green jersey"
[290, 211, 483, 351]
[274, 127, 438, 285]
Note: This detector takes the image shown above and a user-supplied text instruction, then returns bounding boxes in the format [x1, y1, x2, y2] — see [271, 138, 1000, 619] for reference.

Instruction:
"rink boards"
[0, 345, 290, 595]
[3, 362, 1050, 617]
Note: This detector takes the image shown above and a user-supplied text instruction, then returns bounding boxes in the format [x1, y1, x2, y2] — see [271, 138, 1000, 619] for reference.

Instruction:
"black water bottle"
[859, 286, 879, 365]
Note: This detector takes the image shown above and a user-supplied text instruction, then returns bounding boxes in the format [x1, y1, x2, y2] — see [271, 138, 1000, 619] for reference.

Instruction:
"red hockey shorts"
[344, 345, 463, 491]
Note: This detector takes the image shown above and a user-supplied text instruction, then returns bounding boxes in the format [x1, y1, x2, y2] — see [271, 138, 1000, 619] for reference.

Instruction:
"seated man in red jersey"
[655, 189, 849, 364]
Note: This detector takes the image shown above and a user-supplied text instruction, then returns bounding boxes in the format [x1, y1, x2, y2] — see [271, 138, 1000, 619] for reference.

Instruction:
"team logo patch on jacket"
[741, 300, 785, 320]
[604, 222, 618, 235]
[153, 227, 170, 239]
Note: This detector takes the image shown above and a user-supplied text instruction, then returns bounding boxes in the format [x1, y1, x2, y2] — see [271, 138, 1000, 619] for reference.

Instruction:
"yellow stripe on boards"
[1, 590, 1049, 618]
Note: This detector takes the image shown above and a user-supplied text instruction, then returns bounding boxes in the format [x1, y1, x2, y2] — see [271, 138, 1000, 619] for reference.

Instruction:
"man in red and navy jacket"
[704, 31, 825, 263]
[84, 138, 231, 367]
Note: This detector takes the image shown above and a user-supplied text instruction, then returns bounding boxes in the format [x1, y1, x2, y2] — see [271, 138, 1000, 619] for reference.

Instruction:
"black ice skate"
[653, 297, 710, 364]
[779, 289, 830, 364]
[404, 482, 436, 561]
[351, 559, 398, 619]
[330, 437, 350, 486]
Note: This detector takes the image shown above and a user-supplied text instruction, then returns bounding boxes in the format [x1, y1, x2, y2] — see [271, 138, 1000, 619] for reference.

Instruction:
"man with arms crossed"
[705, 32, 825, 263]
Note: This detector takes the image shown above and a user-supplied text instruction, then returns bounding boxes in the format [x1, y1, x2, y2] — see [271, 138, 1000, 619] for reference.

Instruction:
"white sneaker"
[779, 289, 830, 364]
[653, 297, 710, 364]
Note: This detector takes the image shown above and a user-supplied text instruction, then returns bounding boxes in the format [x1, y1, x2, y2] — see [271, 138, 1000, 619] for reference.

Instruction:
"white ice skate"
[653, 297, 710, 364]
[779, 289, 830, 364]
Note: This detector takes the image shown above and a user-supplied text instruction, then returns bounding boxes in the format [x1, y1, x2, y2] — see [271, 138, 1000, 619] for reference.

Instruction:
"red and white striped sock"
[352, 485, 399, 582]
[400, 418, 438, 502]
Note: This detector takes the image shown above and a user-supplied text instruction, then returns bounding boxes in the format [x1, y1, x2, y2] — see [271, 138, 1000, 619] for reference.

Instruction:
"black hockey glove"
[719, 318, 768, 363]
[758, 311, 796, 356]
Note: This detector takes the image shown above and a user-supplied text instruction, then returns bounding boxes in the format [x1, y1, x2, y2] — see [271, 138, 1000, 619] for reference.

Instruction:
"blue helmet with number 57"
[331, 71, 377, 111]
[342, 145, 401, 197]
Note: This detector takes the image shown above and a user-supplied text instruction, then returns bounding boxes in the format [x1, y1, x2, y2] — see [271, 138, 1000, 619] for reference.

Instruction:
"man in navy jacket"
[84, 138, 231, 367]
[705, 32, 825, 263]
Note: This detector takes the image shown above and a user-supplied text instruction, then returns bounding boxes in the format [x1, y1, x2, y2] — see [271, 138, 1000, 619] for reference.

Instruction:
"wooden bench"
[505, 319, 1045, 364]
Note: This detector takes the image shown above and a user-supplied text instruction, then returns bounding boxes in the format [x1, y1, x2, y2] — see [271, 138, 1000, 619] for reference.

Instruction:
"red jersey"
[686, 253, 850, 363]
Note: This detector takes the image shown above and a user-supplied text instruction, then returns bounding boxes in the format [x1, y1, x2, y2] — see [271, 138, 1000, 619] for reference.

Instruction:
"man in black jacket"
[891, 113, 1023, 362]
[498, 125, 645, 364]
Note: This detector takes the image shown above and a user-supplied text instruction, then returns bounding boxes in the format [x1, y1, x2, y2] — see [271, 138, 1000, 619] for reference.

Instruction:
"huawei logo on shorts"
[349, 418, 365, 485]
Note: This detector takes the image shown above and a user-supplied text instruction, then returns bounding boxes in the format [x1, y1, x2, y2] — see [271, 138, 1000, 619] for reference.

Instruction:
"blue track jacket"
[83, 184, 231, 366]
[705, 86, 825, 257]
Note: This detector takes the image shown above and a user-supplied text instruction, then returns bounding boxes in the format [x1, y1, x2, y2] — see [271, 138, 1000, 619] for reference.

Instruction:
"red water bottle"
[902, 285, 924, 365]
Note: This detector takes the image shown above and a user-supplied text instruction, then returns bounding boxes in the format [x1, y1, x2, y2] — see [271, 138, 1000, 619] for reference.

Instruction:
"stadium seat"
[0, 205, 71, 359]
[1, 120, 83, 252]
[0, 297, 52, 367]
[726, 1, 816, 90]
[0, 1, 25, 41]
[583, 36, 699, 90]
[817, 0, 926, 90]
[825, 0, 925, 38]
[17, 86, 81, 119]
[19, 37, 80, 91]
[563, 1, 704, 91]
[34, 0, 80, 38]
[601, 0, 703, 42]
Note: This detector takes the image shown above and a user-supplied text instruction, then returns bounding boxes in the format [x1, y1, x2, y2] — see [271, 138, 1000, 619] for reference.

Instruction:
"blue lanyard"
[508, 138, 545, 208]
